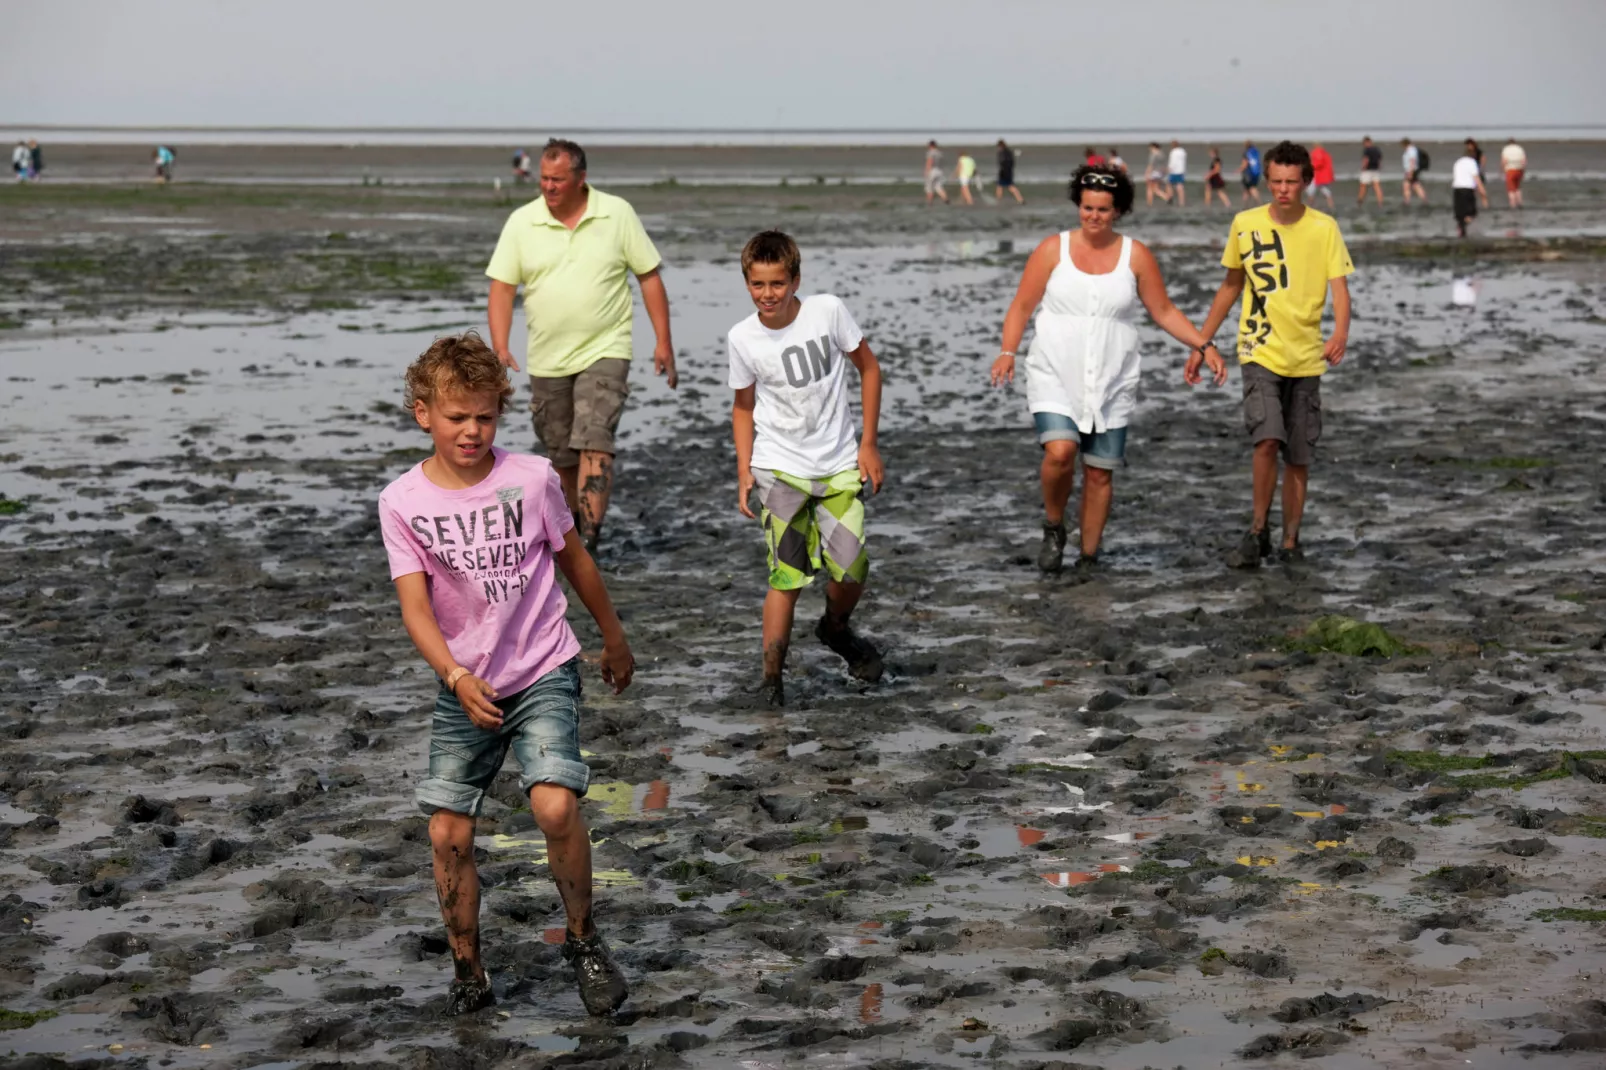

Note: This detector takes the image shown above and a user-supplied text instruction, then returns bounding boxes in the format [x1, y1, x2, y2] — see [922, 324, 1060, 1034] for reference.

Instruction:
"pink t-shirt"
[378, 448, 580, 695]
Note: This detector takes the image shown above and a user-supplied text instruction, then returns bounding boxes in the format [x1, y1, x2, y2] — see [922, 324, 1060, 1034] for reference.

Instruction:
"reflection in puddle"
[860, 982, 883, 1023]
[1409, 928, 1482, 968]
[1016, 825, 1046, 847]
[1040, 864, 1129, 888]
[586, 779, 672, 817]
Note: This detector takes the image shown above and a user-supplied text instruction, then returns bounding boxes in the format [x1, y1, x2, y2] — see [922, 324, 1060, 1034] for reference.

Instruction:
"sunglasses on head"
[1079, 172, 1119, 188]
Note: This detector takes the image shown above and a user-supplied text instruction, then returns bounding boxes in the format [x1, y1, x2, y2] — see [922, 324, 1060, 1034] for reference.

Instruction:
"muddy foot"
[815, 616, 884, 682]
[446, 975, 495, 1016]
[563, 931, 629, 1016]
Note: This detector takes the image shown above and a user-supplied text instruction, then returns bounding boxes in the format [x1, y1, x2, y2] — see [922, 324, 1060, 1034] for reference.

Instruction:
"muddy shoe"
[1037, 521, 1068, 573]
[759, 675, 785, 709]
[446, 975, 495, 1016]
[1277, 543, 1305, 564]
[815, 617, 884, 682]
[563, 931, 629, 1016]
[1225, 529, 1270, 570]
[1068, 553, 1098, 583]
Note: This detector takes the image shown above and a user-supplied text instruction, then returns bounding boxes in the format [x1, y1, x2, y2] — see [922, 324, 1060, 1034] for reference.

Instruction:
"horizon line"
[5, 122, 1603, 136]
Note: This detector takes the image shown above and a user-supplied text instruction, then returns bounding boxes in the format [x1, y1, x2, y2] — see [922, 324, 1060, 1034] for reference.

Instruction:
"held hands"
[858, 443, 884, 495]
[1184, 345, 1229, 386]
[599, 637, 635, 694]
[494, 347, 521, 373]
[653, 341, 679, 389]
[989, 352, 1016, 387]
[1323, 334, 1348, 366]
[452, 672, 504, 731]
[736, 466, 757, 519]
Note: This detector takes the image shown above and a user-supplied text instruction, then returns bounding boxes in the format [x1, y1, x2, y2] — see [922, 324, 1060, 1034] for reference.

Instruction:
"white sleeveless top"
[1024, 231, 1141, 433]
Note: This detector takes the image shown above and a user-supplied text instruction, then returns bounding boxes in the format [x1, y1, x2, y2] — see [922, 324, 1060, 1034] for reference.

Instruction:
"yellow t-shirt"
[485, 187, 662, 378]
[1220, 204, 1353, 377]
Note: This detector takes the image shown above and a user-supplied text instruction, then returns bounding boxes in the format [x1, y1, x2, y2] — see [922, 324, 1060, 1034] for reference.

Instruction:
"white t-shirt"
[1402, 145, 1419, 172]
[1501, 143, 1527, 172]
[728, 294, 865, 478]
[1167, 147, 1186, 175]
[1451, 156, 1481, 189]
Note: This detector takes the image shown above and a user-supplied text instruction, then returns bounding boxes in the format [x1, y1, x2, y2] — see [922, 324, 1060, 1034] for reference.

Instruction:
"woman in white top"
[1451, 144, 1487, 238]
[991, 165, 1227, 576]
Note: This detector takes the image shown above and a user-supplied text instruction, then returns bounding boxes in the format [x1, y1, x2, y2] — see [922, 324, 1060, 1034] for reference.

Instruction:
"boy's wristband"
[444, 666, 469, 691]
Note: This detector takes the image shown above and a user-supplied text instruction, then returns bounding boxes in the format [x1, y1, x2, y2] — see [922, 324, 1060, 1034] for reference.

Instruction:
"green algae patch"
[1531, 908, 1606, 923]
[722, 899, 789, 917]
[0, 1008, 57, 1031]
[1391, 750, 1606, 791]
[1290, 616, 1417, 658]
[1389, 752, 1494, 773]
[0, 496, 28, 516]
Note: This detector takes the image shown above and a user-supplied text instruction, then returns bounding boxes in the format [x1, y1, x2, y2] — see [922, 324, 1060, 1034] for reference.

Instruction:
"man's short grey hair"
[542, 138, 587, 173]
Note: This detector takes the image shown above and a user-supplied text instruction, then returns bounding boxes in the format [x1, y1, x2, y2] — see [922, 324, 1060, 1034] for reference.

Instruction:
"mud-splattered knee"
[529, 786, 581, 837]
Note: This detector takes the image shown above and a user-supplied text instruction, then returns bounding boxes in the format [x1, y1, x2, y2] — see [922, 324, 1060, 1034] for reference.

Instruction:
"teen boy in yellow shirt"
[1189, 141, 1353, 567]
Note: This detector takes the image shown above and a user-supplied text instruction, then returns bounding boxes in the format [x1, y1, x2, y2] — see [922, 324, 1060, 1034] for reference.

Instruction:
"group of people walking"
[376, 136, 1355, 1019]
[937, 135, 1532, 239]
[11, 139, 42, 181]
[923, 138, 1027, 206]
[996, 141, 1351, 575]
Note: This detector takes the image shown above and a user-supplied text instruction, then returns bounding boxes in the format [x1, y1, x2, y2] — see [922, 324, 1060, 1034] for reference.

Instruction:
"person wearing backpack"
[1401, 138, 1428, 204]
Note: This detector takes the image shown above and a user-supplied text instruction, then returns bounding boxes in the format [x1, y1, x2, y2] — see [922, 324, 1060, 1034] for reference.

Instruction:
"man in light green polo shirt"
[486, 138, 676, 553]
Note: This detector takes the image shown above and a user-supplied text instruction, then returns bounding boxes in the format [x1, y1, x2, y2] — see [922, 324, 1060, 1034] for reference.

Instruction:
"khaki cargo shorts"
[1242, 362, 1321, 467]
[528, 358, 630, 468]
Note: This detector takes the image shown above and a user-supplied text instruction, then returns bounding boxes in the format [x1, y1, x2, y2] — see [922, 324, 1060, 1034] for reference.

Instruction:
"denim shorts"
[415, 657, 589, 816]
[1032, 412, 1128, 469]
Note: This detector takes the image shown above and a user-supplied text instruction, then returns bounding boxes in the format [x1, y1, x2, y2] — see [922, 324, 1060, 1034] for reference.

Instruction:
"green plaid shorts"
[752, 468, 869, 591]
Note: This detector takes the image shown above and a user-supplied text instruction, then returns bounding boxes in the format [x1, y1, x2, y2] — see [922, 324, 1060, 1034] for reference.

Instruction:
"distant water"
[9, 124, 1606, 147]
[14, 127, 1606, 188]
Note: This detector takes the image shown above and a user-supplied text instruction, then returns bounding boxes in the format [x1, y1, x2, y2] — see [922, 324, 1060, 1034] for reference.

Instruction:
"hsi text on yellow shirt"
[1220, 205, 1353, 378]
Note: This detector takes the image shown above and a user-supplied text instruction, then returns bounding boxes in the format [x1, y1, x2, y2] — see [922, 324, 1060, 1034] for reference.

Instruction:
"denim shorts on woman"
[1032, 412, 1128, 469]
[415, 657, 589, 816]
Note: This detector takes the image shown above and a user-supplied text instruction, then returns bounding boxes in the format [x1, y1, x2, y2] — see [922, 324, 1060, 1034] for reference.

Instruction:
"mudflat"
[1, 169, 1605, 1068]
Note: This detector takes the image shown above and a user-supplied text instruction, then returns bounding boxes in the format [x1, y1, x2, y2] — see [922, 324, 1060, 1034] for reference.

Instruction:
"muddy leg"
[577, 451, 614, 550]
[1251, 440, 1281, 534]
[1280, 463, 1309, 548]
[530, 785, 594, 938]
[762, 587, 802, 680]
[555, 464, 579, 517]
[823, 579, 865, 630]
[429, 810, 485, 982]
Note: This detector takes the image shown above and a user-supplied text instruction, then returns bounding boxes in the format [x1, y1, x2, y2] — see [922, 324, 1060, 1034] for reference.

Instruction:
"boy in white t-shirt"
[728, 230, 885, 707]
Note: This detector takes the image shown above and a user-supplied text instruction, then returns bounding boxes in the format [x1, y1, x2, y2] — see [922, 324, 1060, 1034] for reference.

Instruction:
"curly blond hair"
[403, 331, 513, 411]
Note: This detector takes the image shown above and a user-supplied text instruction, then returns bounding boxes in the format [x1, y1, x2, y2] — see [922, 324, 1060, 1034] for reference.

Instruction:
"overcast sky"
[8, 0, 1604, 131]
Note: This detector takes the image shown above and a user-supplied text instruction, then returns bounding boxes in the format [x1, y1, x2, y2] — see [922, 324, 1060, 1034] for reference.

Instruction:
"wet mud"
[2, 178, 1606, 1068]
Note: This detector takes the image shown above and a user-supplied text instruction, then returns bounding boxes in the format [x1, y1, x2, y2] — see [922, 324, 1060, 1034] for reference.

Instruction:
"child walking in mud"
[377, 333, 635, 1017]
[1192, 141, 1353, 567]
[729, 230, 885, 708]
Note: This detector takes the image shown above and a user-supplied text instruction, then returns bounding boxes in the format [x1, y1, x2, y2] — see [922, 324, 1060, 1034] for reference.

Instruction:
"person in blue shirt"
[1238, 140, 1263, 204]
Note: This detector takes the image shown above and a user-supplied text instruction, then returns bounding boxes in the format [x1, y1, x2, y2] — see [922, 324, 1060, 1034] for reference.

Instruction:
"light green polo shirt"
[485, 187, 662, 378]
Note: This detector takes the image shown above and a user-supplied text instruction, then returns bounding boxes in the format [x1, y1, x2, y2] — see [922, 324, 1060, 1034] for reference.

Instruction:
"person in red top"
[1307, 143, 1336, 209]
[1084, 146, 1106, 168]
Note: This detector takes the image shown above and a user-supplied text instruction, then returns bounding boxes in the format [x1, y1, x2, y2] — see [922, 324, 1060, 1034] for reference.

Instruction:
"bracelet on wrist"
[997, 350, 1016, 358]
[444, 666, 469, 691]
